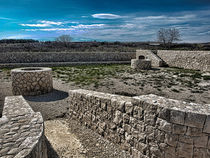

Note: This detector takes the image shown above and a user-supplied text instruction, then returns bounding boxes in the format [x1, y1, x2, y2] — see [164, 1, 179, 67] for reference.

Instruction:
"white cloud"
[92, 13, 122, 19]
[3, 34, 32, 39]
[20, 24, 50, 27]
[40, 20, 63, 25]
[24, 24, 105, 31]
[20, 20, 64, 27]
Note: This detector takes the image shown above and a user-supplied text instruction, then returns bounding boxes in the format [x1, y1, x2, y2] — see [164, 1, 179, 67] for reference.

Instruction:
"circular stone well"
[131, 59, 151, 70]
[11, 67, 53, 96]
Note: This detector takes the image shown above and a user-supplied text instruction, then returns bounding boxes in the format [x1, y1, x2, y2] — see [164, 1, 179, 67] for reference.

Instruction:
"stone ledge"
[0, 96, 47, 158]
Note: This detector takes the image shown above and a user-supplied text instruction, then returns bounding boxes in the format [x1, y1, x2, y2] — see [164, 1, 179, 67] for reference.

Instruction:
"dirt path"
[45, 119, 129, 158]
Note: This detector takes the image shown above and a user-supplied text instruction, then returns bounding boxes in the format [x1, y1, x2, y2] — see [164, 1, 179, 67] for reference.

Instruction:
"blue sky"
[0, 0, 210, 42]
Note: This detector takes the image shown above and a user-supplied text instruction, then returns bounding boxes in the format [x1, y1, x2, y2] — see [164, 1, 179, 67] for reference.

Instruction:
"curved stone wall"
[11, 67, 53, 96]
[0, 96, 47, 158]
[68, 89, 210, 158]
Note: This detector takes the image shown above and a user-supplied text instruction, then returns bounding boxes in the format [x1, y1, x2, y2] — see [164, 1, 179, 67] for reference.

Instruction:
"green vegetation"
[52, 64, 132, 86]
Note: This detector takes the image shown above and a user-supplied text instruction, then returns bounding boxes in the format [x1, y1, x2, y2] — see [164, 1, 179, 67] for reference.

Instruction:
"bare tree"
[157, 28, 181, 48]
[55, 34, 72, 42]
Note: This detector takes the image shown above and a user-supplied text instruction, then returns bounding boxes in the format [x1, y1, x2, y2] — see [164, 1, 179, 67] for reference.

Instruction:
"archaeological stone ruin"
[1, 50, 210, 157]
[11, 67, 53, 96]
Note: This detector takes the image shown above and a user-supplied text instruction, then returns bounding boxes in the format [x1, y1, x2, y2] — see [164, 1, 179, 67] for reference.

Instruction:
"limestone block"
[131, 59, 151, 70]
[185, 112, 206, 129]
[172, 124, 187, 135]
[203, 115, 210, 133]
[156, 118, 172, 133]
[193, 135, 208, 148]
[177, 142, 193, 158]
[186, 127, 203, 136]
[170, 110, 185, 125]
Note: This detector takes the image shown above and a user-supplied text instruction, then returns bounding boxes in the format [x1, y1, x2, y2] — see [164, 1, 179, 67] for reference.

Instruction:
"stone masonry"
[136, 50, 165, 67]
[131, 59, 151, 70]
[11, 67, 53, 96]
[0, 96, 47, 158]
[68, 89, 210, 158]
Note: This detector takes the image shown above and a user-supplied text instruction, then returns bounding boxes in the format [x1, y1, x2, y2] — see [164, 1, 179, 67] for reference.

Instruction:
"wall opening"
[138, 55, 145, 60]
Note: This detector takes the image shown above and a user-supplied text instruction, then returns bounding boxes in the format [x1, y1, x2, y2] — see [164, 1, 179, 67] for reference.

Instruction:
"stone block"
[165, 134, 178, 147]
[156, 118, 172, 133]
[158, 108, 170, 122]
[186, 127, 203, 136]
[172, 124, 187, 135]
[170, 110, 185, 125]
[125, 102, 134, 115]
[177, 142, 193, 158]
[193, 148, 210, 158]
[179, 135, 193, 145]
[203, 115, 210, 133]
[185, 112, 206, 129]
[193, 135, 208, 148]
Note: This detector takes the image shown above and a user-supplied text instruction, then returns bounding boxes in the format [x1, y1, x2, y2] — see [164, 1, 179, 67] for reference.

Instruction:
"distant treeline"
[0, 40, 210, 52]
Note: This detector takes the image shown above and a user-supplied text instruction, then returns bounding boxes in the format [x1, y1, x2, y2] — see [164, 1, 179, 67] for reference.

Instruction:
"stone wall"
[68, 89, 210, 158]
[0, 52, 135, 63]
[0, 96, 47, 158]
[157, 50, 210, 71]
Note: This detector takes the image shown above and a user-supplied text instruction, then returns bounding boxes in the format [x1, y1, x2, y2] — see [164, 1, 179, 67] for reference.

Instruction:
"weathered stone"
[186, 127, 203, 136]
[185, 112, 206, 129]
[170, 110, 185, 125]
[177, 142, 193, 158]
[193, 135, 208, 148]
[0, 96, 47, 158]
[156, 118, 172, 133]
[203, 115, 210, 133]
[165, 134, 178, 147]
[172, 124, 187, 135]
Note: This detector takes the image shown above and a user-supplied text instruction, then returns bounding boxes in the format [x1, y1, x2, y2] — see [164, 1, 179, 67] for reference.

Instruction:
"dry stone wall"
[157, 50, 210, 71]
[0, 52, 135, 63]
[0, 96, 47, 158]
[68, 89, 210, 158]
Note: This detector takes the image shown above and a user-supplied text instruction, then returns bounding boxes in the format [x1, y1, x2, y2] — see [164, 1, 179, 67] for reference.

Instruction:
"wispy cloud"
[39, 20, 63, 25]
[0, 17, 13, 20]
[20, 20, 64, 27]
[20, 23, 50, 27]
[92, 13, 122, 19]
[24, 24, 105, 31]
[3, 34, 32, 39]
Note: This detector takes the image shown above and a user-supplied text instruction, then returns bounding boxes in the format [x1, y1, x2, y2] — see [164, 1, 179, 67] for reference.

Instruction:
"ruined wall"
[157, 50, 210, 71]
[68, 89, 210, 158]
[0, 96, 47, 158]
[0, 52, 135, 63]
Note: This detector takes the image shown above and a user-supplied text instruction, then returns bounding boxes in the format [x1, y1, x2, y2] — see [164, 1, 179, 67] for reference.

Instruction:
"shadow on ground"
[45, 136, 60, 158]
[24, 89, 68, 102]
